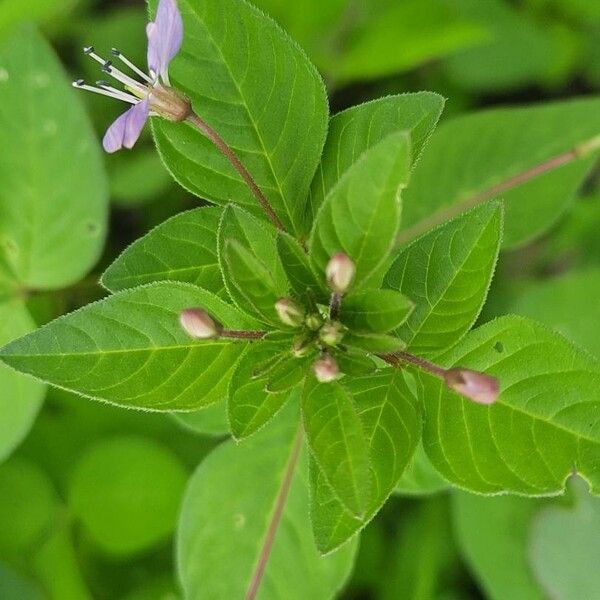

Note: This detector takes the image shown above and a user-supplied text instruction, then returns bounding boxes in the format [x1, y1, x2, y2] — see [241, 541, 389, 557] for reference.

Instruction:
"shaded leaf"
[341, 289, 414, 333]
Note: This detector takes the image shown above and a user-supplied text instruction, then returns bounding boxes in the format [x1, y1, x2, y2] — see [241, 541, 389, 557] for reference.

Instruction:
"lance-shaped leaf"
[309, 371, 421, 553]
[303, 379, 371, 517]
[177, 404, 358, 599]
[385, 202, 502, 355]
[152, 0, 328, 235]
[0, 283, 260, 411]
[306, 92, 444, 226]
[340, 289, 414, 333]
[276, 232, 325, 300]
[218, 205, 287, 325]
[418, 315, 600, 495]
[0, 301, 45, 463]
[400, 97, 600, 248]
[102, 207, 224, 295]
[0, 26, 108, 291]
[310, 132, 410, 291]
[228, 342, 306, 440]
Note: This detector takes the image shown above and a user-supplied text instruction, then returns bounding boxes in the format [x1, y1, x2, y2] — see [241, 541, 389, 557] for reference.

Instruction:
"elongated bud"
[179, 308, 221, 339]
[326, 253, 355, 294]
[319, 322, 344, 347]
[305, 313, 322, 331]
[313, 355, 340, 383]
[444, 368, 499, 405]
[275, 298, 305, 327]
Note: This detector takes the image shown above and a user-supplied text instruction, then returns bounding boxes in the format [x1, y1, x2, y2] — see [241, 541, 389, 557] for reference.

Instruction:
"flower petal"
[102, 100, 150, 154]
[147, 0, 183, 79]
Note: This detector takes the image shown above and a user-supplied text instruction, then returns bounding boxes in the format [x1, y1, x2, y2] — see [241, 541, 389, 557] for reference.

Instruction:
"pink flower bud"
[179, 308, 220, 339]
[444, 368, 499, 405]
[275, 298, 305, 327]
[326, 253, 355, 294]
[313, 355, 340, 383]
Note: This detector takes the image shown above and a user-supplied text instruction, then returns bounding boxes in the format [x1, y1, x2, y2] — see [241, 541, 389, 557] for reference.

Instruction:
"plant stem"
[329, 291, 342, 319]
[187, 112, 286, 232]
[395, 134, 600, 247]
[220, 330, 266, 340]
[378, 350, 447, 379]
[245, 424, 304, 600]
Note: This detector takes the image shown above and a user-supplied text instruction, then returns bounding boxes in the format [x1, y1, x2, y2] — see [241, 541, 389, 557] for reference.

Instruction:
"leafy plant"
[0, 0, 599, 598]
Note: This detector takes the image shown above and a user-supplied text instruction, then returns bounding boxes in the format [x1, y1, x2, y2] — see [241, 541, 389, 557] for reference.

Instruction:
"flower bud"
[444, 368, 499, 405]
[179, 308, 221, 339]
[292, 334, 313, 357]
[305, 313, 322, 331]
[275, 298, 305, 327]
[313, 355, 340, 383]
[326, 253, 355, 294]
[319, 322, 344, 347]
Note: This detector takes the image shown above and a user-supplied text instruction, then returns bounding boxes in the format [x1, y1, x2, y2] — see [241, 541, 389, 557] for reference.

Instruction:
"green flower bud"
[319, 322, 344, 346]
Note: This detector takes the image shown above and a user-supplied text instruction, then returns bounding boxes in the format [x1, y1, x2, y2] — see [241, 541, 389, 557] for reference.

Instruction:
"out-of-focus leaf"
[0, 562, 44, 600]
[0, 301, 45, 463]
[172, 400, 229, 437]
[69, 436, 187, 556]
[0, 0, 82, 38]
[529, 477, 600, 600]
[453, 491, 544, 600]
[401, 97, 600, 248]
[395, 444, 450, 496]
[177, 404, 357, 599]
[0, 26, 108, 291]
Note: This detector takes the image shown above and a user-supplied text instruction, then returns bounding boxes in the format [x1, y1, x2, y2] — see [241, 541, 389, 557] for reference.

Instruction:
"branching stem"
[378, 350, 447, 379]
[187, 112, 286, 232]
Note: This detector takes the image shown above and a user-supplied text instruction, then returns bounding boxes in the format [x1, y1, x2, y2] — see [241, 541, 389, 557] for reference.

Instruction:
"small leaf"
[309, 370, 421, 553]
[341, 289, 414, 333]
[177, 404, 357, 599]
[401, 97, 600, 248]
[0, 26, 108, 291]
[228, 343, 300, 439]
[303, 379, 371, 517]
[0, 283, 258, 411]
[307, 92, 444, 225]
[265, 355, 309, 393]
[276, 231, 325, 300]
[69, 436, 187, 556]
[418, 316, 600, 495]
[102, 207, 224, 295]
[152, 0, 329, 235]
[385, 202, 502, 355]
[310, 132, 410, 290]
[344, 332, 406, 353]
[336, 349, 377, 376]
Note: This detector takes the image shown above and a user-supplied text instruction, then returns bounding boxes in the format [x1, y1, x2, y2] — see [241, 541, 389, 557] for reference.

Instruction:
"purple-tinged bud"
[275, 298, 305, 327]
[319, 322, 344, 346]
[179, 308, 221, 339]
[326, 253, 355, 294]
[444, 368, 499, 405]
[313, 355, 340, 383]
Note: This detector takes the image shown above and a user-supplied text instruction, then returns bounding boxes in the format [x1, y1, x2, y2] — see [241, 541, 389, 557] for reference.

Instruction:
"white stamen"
[72, 80, 138, 104]
[83, 48, 146, 94]
[111, 49, 154, 84]
[96, 81, 139, 104]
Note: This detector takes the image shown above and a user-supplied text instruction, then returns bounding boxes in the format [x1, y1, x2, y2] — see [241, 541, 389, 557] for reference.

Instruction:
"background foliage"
[0, 0, 598, 598]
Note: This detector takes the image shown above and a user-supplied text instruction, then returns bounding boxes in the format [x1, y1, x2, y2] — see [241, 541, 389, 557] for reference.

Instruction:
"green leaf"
[307, 92, 444, 227]
[418, 315, 600, 495]
[400, 97, 600, 248]
[335, 350, 377, 376]
[102, 207, 224, 295]
[303, 379, 371, 517]
[395, 444, 450, 496]
[530, 477, 600, 600]
[228, 342, 302, 440]
[0, 282, 258, 411]
[0, 301, 45, 463]
[276, 232, 325, 300]
[508, 267, 600, 359]
[343, 332, 406, 353]
[152, 0, 328, 235]
[332, 0, 487, 84]
[0, 26, 107, 291]
[452, 492, 545, 600]
[218, 205, 287, 325]
[69, 436, 187, 557]
[310, 132, 410, 290]
[309, 370, 421, 553]
[385, 202, 502, 355]
[0, 562, 43, 600]
[177, 404, 357, 599]
[172, 401, 230, 437]
[340, 289, 414, 333]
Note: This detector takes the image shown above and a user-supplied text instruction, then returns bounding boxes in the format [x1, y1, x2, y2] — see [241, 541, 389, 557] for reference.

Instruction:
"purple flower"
[73, 0, 188, 153]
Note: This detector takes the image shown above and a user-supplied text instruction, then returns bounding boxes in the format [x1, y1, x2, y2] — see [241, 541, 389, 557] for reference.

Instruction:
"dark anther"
[75, 79, 85, 86]
[102, 60, 113, 73]
[111, 48, 121, 56]
[83, 46, 94, 55]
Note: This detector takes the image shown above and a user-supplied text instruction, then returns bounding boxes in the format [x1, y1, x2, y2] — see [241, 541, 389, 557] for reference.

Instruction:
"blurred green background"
[0, 0, 599, 598]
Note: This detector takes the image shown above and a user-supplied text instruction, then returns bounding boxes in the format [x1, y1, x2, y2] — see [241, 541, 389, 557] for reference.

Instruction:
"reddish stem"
[378, 350, 447, 379]
[220, 330, 266, 340]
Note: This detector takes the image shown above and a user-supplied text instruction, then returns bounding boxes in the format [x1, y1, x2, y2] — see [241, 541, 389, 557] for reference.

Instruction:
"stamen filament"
[72, 80, 137, 104]
[96, 81, 139, 104]
[111, 48, 154, 84]
[83, 47, 146, 94]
